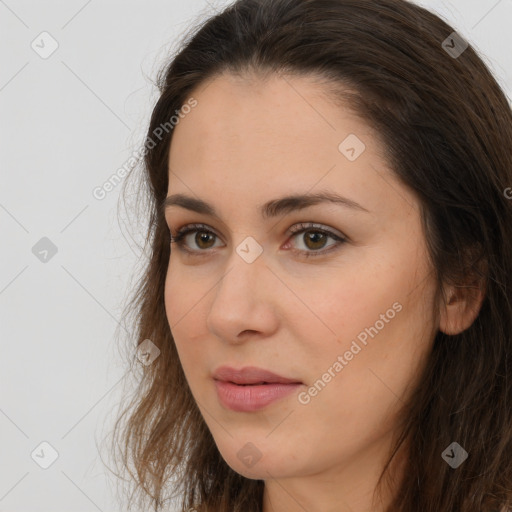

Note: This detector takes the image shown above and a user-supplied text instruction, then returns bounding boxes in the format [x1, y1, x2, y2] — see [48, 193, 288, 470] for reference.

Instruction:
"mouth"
[212, 365, 303, 385]
[211, 365, 303, 412]
[231, 381, 272, 386]
[213, 379, 303, 412]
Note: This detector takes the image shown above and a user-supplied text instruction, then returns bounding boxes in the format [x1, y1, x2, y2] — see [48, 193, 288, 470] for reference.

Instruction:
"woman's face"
[163, 72, 438, 497]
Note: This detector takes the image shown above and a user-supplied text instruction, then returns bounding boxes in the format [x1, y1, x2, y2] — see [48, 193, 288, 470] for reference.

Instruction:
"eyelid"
[169, 221, 346, 240]
[287, 222, 345, 239]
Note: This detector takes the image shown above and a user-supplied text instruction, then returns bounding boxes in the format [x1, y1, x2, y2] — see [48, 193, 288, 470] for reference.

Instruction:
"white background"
[1, 1, 510, 511]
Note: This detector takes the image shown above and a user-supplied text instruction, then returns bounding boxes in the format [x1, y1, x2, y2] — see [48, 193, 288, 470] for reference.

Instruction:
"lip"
[212, 366, 303, 412]
[212, 365, 302, 385]
[214, 380, 302, 412]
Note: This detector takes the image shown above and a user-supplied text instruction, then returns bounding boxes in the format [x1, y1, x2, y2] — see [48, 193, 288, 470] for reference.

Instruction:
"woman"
[109, 0, 512, 511]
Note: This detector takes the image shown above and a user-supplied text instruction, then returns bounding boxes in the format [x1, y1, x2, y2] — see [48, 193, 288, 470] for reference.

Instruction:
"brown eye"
[302, 231, 329, 250]
[286, 223, 347, 259]
[170, 224, 223, 255]
[193, 231, 216, 249]
[170, 222, 346, 259]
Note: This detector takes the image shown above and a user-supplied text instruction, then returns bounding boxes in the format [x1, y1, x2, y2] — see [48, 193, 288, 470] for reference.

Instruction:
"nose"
[206, 249, 279, 344]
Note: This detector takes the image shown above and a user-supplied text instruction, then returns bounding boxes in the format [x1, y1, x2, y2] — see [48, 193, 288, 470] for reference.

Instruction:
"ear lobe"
[438, 281, 486, 335]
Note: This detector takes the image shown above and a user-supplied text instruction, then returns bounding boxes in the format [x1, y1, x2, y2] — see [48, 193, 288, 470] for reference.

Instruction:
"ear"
[438, 276, 486, 335]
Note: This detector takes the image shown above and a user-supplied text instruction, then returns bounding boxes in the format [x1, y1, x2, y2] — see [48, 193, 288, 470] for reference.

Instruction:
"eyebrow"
[162, 191, 370, 220]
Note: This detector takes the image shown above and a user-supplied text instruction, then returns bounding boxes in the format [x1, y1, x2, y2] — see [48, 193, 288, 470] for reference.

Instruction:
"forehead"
[166, 72, 415, 222]
[169, 72, 371, 164]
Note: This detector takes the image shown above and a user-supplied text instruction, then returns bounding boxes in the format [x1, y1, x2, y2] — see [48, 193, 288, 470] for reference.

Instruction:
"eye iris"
[304, 231, 327, 250]
[196, 231, 215, 249]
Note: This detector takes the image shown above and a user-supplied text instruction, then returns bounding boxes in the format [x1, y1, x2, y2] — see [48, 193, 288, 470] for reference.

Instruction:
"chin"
[217, 444, 300, 480]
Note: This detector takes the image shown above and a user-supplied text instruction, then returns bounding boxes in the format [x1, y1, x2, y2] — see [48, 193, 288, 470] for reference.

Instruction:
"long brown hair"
[107, 1, 512, 511]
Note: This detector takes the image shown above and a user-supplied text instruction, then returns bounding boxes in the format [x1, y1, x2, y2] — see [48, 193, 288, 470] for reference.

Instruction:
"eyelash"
[168, 222, 347, 259]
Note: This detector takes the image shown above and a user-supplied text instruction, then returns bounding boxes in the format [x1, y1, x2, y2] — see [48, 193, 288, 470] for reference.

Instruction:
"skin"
[163, 72, 484, 512]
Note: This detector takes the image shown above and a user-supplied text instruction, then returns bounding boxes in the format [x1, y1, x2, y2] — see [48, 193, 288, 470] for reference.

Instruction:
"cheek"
[296, 301, 432, 459]
[163, 264, 205, 372]
[300, 254, 435, 399]
[163, 262, 179, 333]
[293, 266, 389, 346]
[164, 257, 208, 330]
